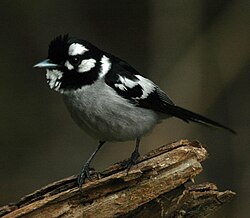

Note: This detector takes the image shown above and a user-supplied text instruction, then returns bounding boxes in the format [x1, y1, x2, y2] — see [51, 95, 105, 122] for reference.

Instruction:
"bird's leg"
[122, 138, 141, 170]
[77, 141, 105, 189]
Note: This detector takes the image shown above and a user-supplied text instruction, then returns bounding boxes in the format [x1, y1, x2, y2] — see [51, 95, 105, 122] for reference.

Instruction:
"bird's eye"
[69, 56, 81, 66]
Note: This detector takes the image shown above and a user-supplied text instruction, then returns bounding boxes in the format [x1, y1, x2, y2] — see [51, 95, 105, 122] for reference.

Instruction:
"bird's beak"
[33, 59, 59, 69]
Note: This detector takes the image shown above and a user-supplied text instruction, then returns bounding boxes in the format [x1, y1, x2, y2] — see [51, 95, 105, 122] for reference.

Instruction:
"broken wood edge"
[120, 182, 236, 218]
[0, 139, 234, 217]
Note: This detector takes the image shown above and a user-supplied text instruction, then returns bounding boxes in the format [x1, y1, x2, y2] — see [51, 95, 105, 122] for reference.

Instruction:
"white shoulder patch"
[68, 43, 88, 56]
[99, 55, 111, 78]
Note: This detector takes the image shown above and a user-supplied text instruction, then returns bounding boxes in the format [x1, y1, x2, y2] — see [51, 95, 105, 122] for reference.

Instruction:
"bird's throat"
[46, 69, 63, 92]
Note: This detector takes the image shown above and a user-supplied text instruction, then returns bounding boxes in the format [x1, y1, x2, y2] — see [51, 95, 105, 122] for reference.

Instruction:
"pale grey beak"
[33, 59, 59, 69]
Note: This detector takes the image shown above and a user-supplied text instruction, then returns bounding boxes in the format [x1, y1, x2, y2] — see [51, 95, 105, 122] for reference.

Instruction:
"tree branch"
[0, 140, 235, 217]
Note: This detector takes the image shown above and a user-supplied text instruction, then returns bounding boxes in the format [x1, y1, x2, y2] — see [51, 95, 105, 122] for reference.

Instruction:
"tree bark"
[0, 140, 235, 218]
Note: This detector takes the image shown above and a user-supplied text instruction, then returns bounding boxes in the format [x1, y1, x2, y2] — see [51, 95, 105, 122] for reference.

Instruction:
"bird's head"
[34, 35, 110, 93]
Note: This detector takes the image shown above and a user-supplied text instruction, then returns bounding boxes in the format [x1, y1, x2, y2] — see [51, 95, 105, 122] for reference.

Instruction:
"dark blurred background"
[0, 0, 249, 217]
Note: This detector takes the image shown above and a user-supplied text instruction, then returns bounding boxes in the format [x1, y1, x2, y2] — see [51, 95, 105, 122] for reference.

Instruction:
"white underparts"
[78, 59, 96, 73]
[68, 43, 88, 56]
[46, 69, 63, 91]
[99, 55, 111, 78]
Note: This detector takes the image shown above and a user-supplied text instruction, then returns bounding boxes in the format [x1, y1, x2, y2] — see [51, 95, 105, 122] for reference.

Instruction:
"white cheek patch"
[68, 43, 88, 56]
[65, 60, 74, 70]
[78, 58, 96, 73]
[46, 69, 63, 91]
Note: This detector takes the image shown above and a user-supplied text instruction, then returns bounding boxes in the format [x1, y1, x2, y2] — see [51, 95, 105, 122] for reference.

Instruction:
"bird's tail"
[167, 105, 236, 134]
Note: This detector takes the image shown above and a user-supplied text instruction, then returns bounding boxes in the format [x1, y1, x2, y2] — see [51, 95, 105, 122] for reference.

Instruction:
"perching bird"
[34, 35, 235, 188]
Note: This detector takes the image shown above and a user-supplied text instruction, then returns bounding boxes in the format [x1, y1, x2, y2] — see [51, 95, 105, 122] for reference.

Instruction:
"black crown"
[48, 34, 69, 64]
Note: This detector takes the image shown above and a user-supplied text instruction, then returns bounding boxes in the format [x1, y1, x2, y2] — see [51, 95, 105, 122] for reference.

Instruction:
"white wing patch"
[114, 75, 138, 91]
[78, 59, 96, 73]
[99, 55, 111, 78]
[68, 43, 88, 56]
[114, 74, 155, 99]
[135, 75, 155, 99]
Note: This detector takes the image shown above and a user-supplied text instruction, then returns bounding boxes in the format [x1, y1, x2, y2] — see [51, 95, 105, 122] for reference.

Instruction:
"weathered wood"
[121, 182, 235, 218]
[0, 140, 235, 218]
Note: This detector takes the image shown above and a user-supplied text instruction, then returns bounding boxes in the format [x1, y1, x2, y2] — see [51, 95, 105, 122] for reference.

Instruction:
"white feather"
[118, 76, 138, 88]
[135, 75, 155, 99]
[78, 59, 96, 73]
[65, 60, 74, 70]
[99, 55, 111, 78]
[68, 43, 88, 56]
[46, 69, 63, 91]
[114, 74, 156, 99]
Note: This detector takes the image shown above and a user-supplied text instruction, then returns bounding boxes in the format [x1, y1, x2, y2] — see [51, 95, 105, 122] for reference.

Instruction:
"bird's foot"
[121, 149, 140, 172]
[77, 163, 92, 189]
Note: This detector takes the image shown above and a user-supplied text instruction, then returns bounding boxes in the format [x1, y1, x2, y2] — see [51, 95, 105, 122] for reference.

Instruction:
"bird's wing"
[104, 60, 175, 112]
[104, 59, 236, 134]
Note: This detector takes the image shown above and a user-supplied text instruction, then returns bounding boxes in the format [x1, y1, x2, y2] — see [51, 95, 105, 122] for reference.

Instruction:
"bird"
[34, 34, 235, 188]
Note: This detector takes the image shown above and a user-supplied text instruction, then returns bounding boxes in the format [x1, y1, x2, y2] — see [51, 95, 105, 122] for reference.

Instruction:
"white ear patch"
[68, 43, 88, 56]
[78, 59, 96, 73]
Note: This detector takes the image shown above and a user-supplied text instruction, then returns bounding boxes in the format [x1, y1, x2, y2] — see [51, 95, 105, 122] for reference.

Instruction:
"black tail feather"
[168, 105, 236, 134]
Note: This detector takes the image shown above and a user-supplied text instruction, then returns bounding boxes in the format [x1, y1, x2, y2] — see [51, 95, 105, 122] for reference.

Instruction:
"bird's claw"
[121, 150, 140, 172]
[77, 164, 92, 189]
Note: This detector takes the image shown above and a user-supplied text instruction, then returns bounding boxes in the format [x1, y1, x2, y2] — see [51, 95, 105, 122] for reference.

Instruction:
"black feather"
[104, 54, 235, 134]
[49, 35, 235, 134]
[138, 88, 236, 134]
[48, 34, 69, 64]
[105, 61, 145, 100]
[164, 104, 236, 134]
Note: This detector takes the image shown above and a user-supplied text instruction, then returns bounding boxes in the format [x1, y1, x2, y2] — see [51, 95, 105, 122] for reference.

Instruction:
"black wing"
[104, 57, 174, 108]
[105, 57, 236, 134]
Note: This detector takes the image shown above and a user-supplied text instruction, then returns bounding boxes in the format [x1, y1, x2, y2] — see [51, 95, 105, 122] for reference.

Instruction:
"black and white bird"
[34, 35, 235, 188]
